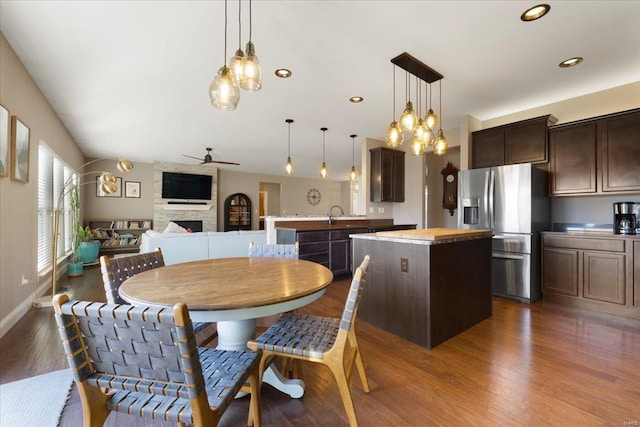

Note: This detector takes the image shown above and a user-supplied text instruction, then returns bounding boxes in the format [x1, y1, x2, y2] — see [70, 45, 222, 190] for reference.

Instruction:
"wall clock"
[441, 162, 458, 216]
[307, 188, 321, 206]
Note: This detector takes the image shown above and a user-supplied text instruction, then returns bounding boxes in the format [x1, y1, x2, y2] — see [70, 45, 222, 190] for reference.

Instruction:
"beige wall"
[0, 33, 85, 332]
[83, 159, 154, 221]
[217, 169, 349, 230]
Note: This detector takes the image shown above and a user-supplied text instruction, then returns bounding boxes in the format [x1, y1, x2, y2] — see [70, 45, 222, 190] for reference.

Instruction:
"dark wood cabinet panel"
[472, 127, 504, 168]
[472, 115, 555, 169]
[505, 117, 550, 164]
[370, 147, 404, 202]
[548, 122, 597, 195]
[583, 251, 625, 305]
[600, 110, 640, 192]
[542, 247, 578, 296]
[542, 232, 639, 319]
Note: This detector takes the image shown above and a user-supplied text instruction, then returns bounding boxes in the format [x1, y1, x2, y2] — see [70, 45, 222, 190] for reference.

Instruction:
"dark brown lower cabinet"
[277, 228, 368, 275]
[542, 232, 639, 319]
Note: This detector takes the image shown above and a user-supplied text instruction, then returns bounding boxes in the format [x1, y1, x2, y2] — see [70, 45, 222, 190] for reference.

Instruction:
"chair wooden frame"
[53, 294, 261, 427]
[248, 255, 371, 427]
[100, 248, 216, 346]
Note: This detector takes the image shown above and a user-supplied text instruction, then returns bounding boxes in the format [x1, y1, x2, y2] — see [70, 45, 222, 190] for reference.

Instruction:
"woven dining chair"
[248, 241, 299, 259]
[248, 241, 301, 376]
[53, 293, 261, 427]
[248, 255, 371, 427]
[100, 249, 217, 346]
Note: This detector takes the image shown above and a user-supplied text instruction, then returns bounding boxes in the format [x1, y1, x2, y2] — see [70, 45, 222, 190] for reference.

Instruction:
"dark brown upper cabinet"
[472, 115, 556, 169]
[600, 109, 640, 193]
[370, 147, 405, 202]
[549, 108, 640, 196]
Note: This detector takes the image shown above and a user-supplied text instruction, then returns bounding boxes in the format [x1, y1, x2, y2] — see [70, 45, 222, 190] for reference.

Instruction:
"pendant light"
[349, 134, 358, 181]
[240, 0, 262, 91]
[385, 65, 404, 147]
[400, 71, 418, 132]
[320, 127, 328, 178]
[434, 80, 448, 156]
[285, 119, 294, 175]
[425, 82, 438, 130]
[210, 0, 240, 110]
[229, 0, 245, 85]
[411, 79, 427, 156]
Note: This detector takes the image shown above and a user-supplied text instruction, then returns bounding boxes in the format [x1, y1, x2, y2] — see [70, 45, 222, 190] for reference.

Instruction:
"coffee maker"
[613, 202, 637, 235]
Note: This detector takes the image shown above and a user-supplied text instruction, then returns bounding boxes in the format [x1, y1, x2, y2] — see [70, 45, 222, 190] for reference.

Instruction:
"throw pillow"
[163, 221, 187, 234]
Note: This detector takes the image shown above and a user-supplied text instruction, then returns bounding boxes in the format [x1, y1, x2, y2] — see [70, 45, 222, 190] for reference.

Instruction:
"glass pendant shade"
[385, 121, 404, 147]
[229, 49, 245, 84]
[240, 41, 262, 91]
[434, 129, 448, 155]
[415, 119, 428, 141]
[410, 135, 425, 156]
[210, 66, 240, 111]
[350, 166, 358, 181]
[320, 162, 328, 178]
[400, 101, 418, 132]
[425, 108, 438, 129]
[285, 157, 294, 175]
[423, 127, 435, 147]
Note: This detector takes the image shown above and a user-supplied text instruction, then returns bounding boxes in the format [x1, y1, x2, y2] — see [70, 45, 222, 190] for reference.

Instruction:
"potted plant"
[67, 184, 99, 276]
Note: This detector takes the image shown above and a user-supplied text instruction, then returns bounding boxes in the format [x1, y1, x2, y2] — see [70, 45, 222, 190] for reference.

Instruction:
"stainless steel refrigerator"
[457, 163, 550, 303]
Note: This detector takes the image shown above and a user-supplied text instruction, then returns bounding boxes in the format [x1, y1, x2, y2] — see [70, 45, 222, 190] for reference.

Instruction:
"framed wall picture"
[125, 181, 141, 198]
[96, 176, 122, 197]
[0, 105, 9, 177]
[10, 116, 30, 183]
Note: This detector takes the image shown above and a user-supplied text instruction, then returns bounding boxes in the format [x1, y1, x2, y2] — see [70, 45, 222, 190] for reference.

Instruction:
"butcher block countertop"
[352, 227, 493, 245]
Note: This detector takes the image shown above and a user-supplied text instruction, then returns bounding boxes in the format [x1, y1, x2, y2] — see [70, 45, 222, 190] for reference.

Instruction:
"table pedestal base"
[216, 319, 305, 398]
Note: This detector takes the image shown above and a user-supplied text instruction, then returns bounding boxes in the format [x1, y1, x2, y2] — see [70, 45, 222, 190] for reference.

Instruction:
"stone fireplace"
[172, 220, 203, 232]
[153, 162, 218, 232]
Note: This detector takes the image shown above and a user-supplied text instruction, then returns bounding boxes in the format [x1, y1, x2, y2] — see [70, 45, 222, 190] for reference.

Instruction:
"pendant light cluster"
[283, 122, 359, 180]
[210, 0, 262, 111]
[385, 52, 447, 156]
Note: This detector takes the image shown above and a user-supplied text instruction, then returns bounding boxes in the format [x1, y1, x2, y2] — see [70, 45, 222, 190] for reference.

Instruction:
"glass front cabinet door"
[224, 193, 252, 231]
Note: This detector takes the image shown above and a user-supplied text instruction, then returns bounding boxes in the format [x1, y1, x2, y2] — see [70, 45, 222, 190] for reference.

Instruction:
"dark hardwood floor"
[1, 265, 639, 426]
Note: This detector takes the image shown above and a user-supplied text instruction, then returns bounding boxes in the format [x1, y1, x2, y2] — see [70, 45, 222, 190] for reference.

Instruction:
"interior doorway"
[259, 182, 281, 229]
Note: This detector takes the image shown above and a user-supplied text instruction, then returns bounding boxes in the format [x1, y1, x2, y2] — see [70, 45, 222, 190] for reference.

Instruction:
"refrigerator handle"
[488, 170, 495, 230]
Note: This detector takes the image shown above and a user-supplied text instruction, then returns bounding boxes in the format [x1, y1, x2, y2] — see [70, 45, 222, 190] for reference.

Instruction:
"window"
[37, 144, 73, 273]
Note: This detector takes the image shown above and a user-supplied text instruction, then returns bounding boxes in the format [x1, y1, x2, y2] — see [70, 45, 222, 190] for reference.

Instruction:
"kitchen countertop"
[542, 231, 640, 240]
[352, 228, 493, 245]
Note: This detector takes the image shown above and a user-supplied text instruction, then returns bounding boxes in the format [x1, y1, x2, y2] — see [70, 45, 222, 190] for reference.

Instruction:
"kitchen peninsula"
[352, 228, 493, 349]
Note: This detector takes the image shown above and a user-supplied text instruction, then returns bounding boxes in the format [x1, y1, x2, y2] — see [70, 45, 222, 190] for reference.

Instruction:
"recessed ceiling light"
[275, 68, 292, 78]
[350, 96, 364, 103]
[559, 57, 583, 68]
[521, 4, 550, 21]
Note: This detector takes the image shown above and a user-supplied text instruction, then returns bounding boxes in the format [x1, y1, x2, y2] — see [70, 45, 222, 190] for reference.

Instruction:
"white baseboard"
[0, 281, 52, 338]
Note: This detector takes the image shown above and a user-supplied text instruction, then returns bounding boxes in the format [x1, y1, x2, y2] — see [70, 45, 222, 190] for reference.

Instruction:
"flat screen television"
[161, 171, 212, 201]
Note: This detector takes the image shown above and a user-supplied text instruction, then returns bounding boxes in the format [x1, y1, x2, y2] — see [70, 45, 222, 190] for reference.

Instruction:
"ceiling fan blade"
[211, 160, 240, 166]
[183, 154, 203, 161]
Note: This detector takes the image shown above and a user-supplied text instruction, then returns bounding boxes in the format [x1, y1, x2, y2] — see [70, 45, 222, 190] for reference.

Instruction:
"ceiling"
[1, 1, 639, 180]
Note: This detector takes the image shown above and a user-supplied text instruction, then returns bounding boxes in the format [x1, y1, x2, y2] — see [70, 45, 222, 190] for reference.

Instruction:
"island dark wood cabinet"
[549, 108, 640, 196]
[472, 115, 556, 169]
[370, 147, 404, 202]
[542, 232, 639, 319]
[277, 227, 368, 275]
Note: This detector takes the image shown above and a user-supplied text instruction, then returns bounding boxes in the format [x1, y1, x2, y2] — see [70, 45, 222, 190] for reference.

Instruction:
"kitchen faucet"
[328, 205, 344, 225]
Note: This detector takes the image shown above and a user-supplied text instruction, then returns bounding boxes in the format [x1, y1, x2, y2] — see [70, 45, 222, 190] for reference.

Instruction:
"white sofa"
[139, 230, 267, 265]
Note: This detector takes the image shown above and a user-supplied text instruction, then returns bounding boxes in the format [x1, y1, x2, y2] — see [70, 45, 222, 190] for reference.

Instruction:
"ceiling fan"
[183, 147, 240, 165]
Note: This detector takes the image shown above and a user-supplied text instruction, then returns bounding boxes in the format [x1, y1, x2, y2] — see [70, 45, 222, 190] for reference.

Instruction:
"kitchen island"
[352, 228, 493, 349]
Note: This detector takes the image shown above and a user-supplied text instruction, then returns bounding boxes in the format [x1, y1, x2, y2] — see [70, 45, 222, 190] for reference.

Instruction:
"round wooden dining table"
[119, 256, 334, 398]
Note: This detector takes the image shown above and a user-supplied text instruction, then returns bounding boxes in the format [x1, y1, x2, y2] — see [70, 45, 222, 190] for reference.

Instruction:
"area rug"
[0, 369, 73, 427]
